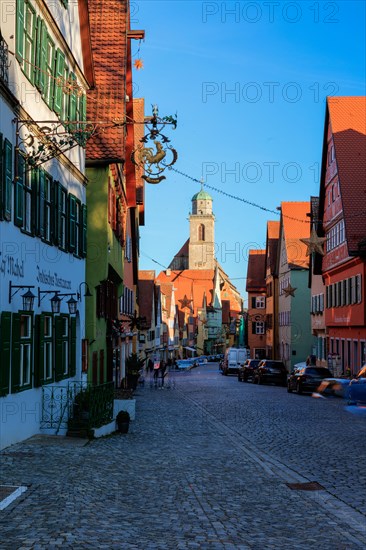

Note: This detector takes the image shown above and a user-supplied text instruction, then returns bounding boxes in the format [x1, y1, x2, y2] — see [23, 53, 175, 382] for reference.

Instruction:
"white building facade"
[0, 0, 91, 449]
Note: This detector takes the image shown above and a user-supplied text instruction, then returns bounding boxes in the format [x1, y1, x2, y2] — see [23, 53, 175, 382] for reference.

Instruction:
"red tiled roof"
[328, 97, 366, 252]
[86, 0, 128, 161]
[268, 221, 280, 240]
[159, 282, 173, 314]
[266, 221, 280, 275]
[281, 202, 311, 268]
[246, 250, 266, 291]
[139, 270, 156, 281]
[157, 270, 215, 316]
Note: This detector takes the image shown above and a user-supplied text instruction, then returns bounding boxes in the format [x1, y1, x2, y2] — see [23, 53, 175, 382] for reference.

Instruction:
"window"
[55, 315, 69, 380]
[44, 34, 55, 107]
[56, 182, 67, 249]
[356, 275, 362, 303]
[125, 236, 132, 262]
[75, 199, 81, 256]
[44, 173, 52, 242]
[326, 219, 346, 252]
[20, 314, 32, 386]
[256, 296, 265, 309]
[16, 0, 37, 84]
[62, 318, 68, 375]
[1, 138, 12, 221]
[198, 224, 205, 241]
[68, 193, 77, 252]
[255, 322, 265, 335]
[43, 315, 53, 381]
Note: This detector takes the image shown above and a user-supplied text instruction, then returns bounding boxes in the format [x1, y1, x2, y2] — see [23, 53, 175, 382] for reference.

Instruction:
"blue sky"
[133, 1, 366, 303]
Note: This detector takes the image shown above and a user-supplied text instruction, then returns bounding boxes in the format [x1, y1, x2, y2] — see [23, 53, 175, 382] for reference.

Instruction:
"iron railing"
[0, 34, 9, 85]
[41, 381, 114, 432]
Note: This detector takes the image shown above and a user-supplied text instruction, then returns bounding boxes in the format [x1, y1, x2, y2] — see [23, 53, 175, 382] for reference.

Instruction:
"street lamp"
[77, 282, 92, 301]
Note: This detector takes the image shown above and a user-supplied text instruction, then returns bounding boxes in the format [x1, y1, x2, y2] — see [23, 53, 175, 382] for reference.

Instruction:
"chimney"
[166, 269, 171, 277]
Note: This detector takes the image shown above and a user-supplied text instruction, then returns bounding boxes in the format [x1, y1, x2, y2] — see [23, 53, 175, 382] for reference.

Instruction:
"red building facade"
[317, 97, 366, 375]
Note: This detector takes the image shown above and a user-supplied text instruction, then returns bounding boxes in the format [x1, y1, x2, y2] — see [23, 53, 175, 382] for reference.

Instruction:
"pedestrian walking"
[153, 361, 160, 388]
[160, 360, 167, 387]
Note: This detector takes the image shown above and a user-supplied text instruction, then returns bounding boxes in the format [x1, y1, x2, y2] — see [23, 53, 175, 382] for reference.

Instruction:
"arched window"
[198, 224, 205, 241]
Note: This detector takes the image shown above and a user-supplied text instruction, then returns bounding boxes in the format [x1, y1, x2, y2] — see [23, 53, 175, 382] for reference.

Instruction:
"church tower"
[188, 187, 215, 270]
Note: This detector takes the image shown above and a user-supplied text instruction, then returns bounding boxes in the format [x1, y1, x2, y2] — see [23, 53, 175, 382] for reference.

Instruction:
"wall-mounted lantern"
[77, 282, 92, 301]
[9, 282, 35, 312]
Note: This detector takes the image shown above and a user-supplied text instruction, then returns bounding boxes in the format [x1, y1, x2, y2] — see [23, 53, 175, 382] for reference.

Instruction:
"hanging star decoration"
[283, 283, 297, 298]
[300, 229, 326, 256]
[179, 295, 192, 309]
[134, 59, 144, 70]
[128, 311, 146, 330]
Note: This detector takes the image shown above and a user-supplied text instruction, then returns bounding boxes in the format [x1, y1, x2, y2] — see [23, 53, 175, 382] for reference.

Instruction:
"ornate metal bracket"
[13, 105, 178, 177]
[14, 118, 96, 169]
[131, 105, 178, 184]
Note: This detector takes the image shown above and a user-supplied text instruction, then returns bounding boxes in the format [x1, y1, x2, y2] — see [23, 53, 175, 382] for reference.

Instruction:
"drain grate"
[286, 481, 325, 491]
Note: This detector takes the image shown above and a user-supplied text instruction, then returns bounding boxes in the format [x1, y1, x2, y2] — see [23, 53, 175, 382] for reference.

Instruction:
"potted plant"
[125, 353, 145, 390]
[116, 410, 130, 433]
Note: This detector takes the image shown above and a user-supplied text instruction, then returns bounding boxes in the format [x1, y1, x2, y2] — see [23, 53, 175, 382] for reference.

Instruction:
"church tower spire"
[188, 185, 215, 269]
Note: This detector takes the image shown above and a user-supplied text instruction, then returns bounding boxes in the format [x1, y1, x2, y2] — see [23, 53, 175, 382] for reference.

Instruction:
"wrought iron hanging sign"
[131, 105, 178, 184]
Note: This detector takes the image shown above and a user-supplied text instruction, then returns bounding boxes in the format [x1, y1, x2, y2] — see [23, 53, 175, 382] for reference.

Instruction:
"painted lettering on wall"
[36, 266, 72, 290]
[0, 253, 25, 278]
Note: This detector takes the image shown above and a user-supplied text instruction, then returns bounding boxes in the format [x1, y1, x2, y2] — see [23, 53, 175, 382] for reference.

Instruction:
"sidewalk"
[0, 377, 365, 549]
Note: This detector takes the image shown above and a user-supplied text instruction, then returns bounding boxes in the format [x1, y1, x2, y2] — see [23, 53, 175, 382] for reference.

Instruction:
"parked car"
[316, 377, 351, 398]
[253, 360, 288, 386]
[176, 359, 195, 370]
[222, 347, 250, 375]
[238, 359, 260, 382]
[348, 365, 366, 404]
[287, 366, 333, 394]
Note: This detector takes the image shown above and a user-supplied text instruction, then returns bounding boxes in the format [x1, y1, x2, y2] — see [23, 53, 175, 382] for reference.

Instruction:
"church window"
[198, 224, 205, 241]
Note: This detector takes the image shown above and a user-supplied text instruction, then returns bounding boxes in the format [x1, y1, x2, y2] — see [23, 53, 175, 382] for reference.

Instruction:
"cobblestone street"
[1, 364, 366, 549]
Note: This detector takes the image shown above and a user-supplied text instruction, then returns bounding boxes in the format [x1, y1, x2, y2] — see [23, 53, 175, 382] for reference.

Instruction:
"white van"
[222, 347, 250, 375]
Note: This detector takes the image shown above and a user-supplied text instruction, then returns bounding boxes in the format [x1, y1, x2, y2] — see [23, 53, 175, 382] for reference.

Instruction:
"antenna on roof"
[200, 177, 204, 191]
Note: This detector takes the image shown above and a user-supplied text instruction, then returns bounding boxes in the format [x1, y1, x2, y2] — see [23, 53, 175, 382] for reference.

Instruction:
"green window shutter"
[3, 139, 13, 221]
[53, 180, 60, 246]
[39, 21, 48, 95]
[31, 167, 38, 236]
[81, 203, 87, 257]
[68, 72, 77, 133]
[81, 93, 87, 122]
[0, 312, 11, 396]
[54, 316, 64, 381]
[68, 194, 76, 252]
[16, 0, 25, 62]
[54, 49, 65, 115]
[34, 315, 45, 387]
[11, 313, 21, 393]
[70, 317, 76, 377]
[0, 133, 3, 220]
[14, 153, 25, 227]
[38, 168, 45, 238]
[34, 16, 42, 89]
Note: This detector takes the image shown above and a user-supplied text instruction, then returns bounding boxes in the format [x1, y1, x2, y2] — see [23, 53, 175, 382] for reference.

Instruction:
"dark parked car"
[287, 366, 333, 394]
[238, 359, 260, 382]
[253, 360, 288, 386]
[348, 365, 366, 404]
